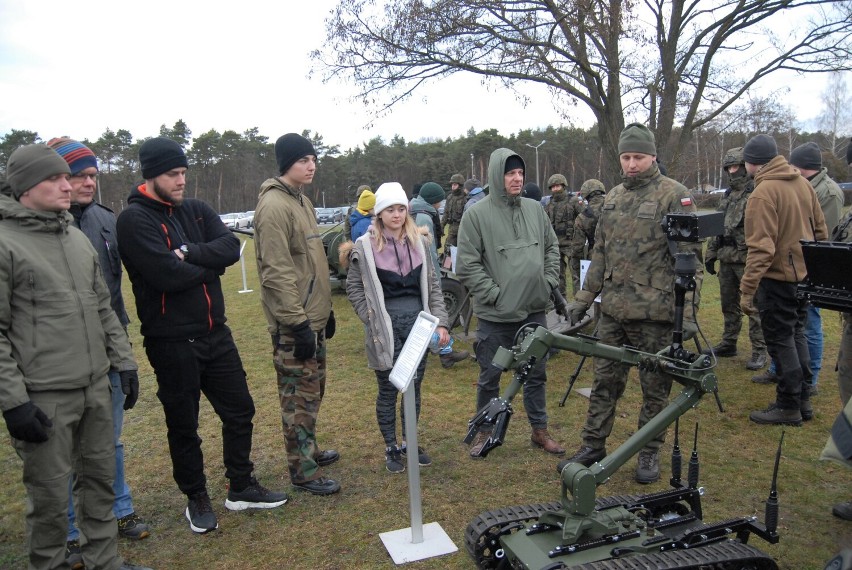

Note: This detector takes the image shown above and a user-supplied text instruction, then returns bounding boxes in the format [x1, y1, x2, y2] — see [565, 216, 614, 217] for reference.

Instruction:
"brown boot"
[531, 428, 565, 455]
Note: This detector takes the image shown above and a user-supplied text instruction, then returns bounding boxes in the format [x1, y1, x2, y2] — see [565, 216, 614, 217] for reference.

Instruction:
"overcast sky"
[0, 0, 832, 153]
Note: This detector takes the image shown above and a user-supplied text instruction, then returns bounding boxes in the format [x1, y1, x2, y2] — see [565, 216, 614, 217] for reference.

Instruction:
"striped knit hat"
[47, 137, 98, 174]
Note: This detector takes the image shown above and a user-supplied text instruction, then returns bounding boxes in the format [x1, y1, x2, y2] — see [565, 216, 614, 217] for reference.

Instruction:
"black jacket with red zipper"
[116, 184, 240, 340]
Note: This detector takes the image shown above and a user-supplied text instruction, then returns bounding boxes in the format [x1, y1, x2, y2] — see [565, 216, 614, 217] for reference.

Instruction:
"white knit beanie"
[374, 182, 409, 214]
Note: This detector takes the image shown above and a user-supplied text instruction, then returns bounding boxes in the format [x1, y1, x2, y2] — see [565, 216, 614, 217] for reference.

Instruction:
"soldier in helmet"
[544, 173, 584, 297]
[443, 173, 467, 248]
[703, 147, 767, 371]
[569, 179, 607, 263]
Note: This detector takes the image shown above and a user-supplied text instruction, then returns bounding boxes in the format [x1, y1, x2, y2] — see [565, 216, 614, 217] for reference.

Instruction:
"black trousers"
[144, 325, 255, 496]
[756, 278, 811, 410]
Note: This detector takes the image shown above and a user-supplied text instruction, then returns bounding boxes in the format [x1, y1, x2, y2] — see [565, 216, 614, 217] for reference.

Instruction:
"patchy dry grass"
[1, 234, 850, 569]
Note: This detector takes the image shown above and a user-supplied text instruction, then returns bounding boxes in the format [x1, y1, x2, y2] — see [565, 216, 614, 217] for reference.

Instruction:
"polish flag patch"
[681, 197, 693, 206]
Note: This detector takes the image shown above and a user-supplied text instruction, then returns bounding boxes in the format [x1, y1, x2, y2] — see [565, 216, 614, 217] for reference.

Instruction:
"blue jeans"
[67, 371, 134, 540]
[768, 304, 821, 388]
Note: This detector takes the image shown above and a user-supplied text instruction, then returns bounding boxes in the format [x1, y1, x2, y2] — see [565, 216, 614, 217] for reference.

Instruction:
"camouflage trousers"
[273, 330, 327, 484]
[557, 246, 581, 298]
[718, 262, 765, 351]
[581, 313, 673, 452]
[445, 224, 460, 248]
[838, 314, 852, 407]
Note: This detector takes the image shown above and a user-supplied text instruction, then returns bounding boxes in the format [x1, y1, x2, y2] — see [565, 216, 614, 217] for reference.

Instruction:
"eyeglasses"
[71, 172, 98, 181]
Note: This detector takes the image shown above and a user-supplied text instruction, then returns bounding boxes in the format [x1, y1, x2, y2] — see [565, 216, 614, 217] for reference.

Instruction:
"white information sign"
[389, 312, 439, 392]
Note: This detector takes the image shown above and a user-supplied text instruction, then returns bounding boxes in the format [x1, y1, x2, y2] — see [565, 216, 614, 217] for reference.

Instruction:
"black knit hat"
[275, 133, 317, 175]
[846, 137, 852, 166]
[523, 182, 542, 201]
[790, 142, 822, 171]
[743, 134, 778, 165]
[139, 137, 188, 180]
[504, 155, 524, 174]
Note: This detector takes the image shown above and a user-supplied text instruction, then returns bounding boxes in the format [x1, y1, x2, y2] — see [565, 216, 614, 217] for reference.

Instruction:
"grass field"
[0, 234, 850, 569]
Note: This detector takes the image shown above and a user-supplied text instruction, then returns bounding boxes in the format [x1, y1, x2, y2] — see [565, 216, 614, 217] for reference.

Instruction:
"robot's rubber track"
[569, 540, 778, 569]
[465, 501, 562, 568]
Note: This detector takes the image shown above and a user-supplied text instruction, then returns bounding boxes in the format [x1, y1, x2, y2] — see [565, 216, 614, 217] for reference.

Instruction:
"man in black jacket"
[116, 138, 286, 535]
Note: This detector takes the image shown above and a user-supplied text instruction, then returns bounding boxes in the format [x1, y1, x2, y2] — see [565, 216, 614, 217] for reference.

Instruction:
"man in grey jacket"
[456, 148, 564, 458]
[0, 144, 149, 570]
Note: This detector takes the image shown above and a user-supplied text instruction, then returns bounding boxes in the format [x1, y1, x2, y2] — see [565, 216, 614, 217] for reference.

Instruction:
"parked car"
[219, 213, 240, 229]
[237, 211, 254, 228]
[316, 208, 343, 224]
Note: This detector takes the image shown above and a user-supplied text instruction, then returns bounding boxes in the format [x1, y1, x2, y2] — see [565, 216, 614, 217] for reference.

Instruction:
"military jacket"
[569, 191, 605, 259]
[443, 189, 466, 229]
[545, 191, 583, 247]
[706, 178, 752, 265]
[576, 164, 703, 323]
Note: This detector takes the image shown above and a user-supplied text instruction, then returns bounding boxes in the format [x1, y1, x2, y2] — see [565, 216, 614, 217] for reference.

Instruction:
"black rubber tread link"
[568, 540, 778, 569]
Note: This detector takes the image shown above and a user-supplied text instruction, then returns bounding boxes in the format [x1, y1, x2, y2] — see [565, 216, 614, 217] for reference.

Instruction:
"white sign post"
[238, 240, 253, 294]
[380, 312, 458, 564]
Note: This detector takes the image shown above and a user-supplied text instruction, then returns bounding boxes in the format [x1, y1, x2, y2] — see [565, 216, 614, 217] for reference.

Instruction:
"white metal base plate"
[380, 522, 458, 565]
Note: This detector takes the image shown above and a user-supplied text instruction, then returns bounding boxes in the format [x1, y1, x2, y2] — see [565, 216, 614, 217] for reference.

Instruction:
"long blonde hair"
[371, 207, 421, 252]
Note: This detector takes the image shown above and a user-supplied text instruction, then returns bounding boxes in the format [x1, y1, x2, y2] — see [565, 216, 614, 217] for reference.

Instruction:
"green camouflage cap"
[547, 173, 567, 189]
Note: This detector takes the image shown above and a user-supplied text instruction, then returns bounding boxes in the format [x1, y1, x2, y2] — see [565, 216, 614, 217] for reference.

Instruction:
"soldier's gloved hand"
[3, 401, 52, 443]
[705, 258, 717, 275]
[682, 319, 698, 341]
[566, 300, 590, 325]
[291, 320, 317, 361]
[120, 370, 139, 410]
[741, 293, 757, 316]
[325, 311, 336, 340]
[550, 287, 570, 318]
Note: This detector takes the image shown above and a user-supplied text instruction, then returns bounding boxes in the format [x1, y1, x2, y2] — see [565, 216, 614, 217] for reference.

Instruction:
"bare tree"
[314, 0, 852, 179]
[819, 71, 852, 156]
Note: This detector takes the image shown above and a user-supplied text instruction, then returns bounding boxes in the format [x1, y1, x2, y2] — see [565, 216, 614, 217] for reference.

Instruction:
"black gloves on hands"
[120, 370, 139, 410]
[291, 320, 317, 361]
[550, 288, 570, 318]
[705, 259, 716, 275]
[325, 311, 336, 340]
[3, 401, 52, 443]
[566, 300, 591, 325]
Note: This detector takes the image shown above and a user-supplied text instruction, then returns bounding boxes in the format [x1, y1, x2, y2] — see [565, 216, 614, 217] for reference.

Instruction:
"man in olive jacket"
[0, 145, 145, 570]
[740, 134, 828, 426]
[457, 148, 564, 458]
[254, 133, 340, 496]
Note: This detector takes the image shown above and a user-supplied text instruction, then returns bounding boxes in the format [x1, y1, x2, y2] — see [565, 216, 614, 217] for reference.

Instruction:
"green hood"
[487, 148, 526, 209]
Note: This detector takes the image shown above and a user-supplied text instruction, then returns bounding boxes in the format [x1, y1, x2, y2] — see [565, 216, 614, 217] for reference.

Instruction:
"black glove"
[3, 401, 52, 443]
[291, 320, 317, 361]
[325, 311, 336, 340]
[705, 258, 717, 275]
[550, 288, 570, 318]
[566, 300, 591, 325]
[120, 370, 139, 410]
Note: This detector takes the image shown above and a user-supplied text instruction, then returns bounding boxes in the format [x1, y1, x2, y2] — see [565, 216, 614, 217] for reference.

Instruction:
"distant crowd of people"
[2, 125, 852, 569]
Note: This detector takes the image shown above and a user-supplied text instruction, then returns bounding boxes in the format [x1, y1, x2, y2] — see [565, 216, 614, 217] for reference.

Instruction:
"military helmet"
[579, 178, 606, 197]
[722, 147, 745, 168]
[450, 173, 465, 185]
[547, 173, 567, 189]
[356, 184, 371, 196]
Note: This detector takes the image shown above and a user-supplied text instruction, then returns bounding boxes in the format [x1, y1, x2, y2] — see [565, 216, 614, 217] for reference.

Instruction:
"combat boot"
[702, 342, 737, 357]
[745, 351, 767, 371]
[635, 450, 660, 484]
[800, 399, 813, 421]
[440, 348, 471, 368]
[531, 428, 565, 455]
[752, 370, 779, 384]
[749, 402, 802, 426]
[556, 445, 606, 472]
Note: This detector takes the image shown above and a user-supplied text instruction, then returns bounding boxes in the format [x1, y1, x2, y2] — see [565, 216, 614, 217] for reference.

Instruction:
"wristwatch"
[179, 244, 190, 260]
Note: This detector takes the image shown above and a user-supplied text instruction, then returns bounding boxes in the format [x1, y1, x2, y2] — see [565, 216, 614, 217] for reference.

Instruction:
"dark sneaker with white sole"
[117, 511, 151, 540]
[225, 477, 288, 511]
[401, 443, 432, 466]
[385, 445, 405, 473]
[186, 491, 218, 534]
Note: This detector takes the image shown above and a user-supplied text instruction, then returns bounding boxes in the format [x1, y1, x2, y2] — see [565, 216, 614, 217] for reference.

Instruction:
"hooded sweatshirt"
[741, 155, 828, 294]
[456, 148, 560, 322]
[254, 176, 332, 334]
[116, 184, 240, 339]
[0, 194, 136, 410]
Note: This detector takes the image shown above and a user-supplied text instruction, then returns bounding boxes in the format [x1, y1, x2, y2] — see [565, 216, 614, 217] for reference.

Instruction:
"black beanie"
[523, 182, 542, 201]
[846, 137, 852, 166]
[790, 142, 822, 171]
[275, 133, 317, 175]
[139, 137, 188, 180]
[743, 134, 778, 165]
[504, 155, 524, 174]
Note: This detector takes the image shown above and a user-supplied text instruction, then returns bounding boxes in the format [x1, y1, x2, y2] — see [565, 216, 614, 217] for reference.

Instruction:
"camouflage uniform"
[705, 148, 766, 361]
[545, 174, 585, 297]
[575, 162, 703, 454]
[443, 173, 466, 247]
[831, 214, 852, 406]
[569, 179, 607, 262]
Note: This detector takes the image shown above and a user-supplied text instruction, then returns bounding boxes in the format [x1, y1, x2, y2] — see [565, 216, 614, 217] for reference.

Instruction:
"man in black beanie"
[116, 137, 287, 535]
[253, 133, 341, 496]
[740, 133, 828, 426]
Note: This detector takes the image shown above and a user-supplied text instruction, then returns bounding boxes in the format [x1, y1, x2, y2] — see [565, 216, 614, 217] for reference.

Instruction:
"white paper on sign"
[450, 245, 458, 274]
[579, 259, 602, 304]
[389, 312, 439, 392]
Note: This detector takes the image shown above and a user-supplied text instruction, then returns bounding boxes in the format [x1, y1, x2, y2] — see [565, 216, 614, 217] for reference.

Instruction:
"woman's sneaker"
[401, 443, 432, 466]
[385, 445, 405, 473]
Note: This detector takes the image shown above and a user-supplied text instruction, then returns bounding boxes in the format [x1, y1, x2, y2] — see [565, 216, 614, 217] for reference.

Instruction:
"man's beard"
[153, 179, 183, 205]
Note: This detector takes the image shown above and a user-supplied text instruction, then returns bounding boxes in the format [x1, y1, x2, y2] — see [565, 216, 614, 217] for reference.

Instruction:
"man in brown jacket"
[739, 134, 828, 426]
